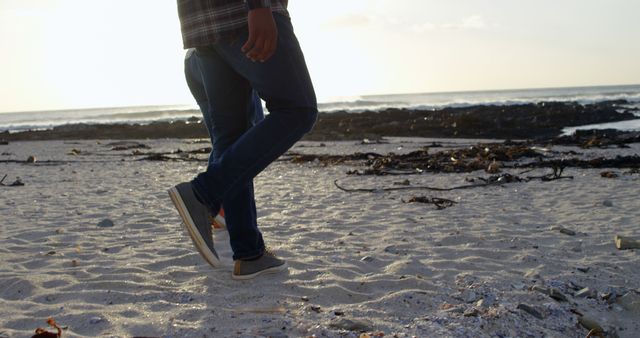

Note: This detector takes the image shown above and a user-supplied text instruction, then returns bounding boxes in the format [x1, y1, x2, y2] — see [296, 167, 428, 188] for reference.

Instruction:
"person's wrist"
[246, 0, 271, 10]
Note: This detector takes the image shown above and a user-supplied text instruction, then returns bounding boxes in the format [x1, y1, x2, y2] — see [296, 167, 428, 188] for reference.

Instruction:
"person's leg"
[187, 51, 264, 164]
[191, 48, 267, 260]
[191, 13, 318, 221]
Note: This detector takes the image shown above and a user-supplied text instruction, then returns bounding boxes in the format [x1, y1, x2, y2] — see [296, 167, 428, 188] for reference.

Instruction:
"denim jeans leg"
[185, 48, 267, 259]
[185, 48, 265, 160]
[191, 13, 318, 209]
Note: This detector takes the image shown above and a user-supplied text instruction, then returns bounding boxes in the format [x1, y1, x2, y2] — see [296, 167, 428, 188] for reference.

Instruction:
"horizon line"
[1, 82, 639, 115]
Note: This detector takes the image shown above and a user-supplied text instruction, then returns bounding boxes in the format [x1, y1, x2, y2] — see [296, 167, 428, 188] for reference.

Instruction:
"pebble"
[458, 290, 478, 303]
[328, 318, 372, 332]
[89, 316, 104, 324]
[517, 304, 545, 320]
[301, 296, 309, 302]
[550, 226, 576, 236]
[360, 256, 374, 262]
[26, 155, 36, 163]
[603, 200, 614, 207]
[97, 219, 115, 228]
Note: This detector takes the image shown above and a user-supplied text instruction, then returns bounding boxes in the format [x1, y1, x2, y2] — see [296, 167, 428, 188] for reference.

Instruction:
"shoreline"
[1, 100, 637, 142]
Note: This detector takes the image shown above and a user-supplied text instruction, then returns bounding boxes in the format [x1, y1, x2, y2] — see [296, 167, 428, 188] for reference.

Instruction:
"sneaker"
[232, 249, 287, 280]
[209, 207, 227, 232]
[168, 182, 221, 267]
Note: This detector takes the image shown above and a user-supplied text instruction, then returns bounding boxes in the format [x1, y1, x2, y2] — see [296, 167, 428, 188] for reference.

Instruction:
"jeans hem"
[232, 247, 265, 261]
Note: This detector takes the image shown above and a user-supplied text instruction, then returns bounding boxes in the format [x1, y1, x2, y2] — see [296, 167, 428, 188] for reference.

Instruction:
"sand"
[0, 138, 639, 338]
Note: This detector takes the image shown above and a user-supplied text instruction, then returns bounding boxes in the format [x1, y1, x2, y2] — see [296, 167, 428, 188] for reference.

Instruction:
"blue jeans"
[185, 49, 265, 163]
[185, 50, 266, 261]
[188, 13, 318, 260]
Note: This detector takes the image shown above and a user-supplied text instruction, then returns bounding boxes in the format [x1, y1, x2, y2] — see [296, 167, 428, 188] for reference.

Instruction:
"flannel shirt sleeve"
[246, 0, 271, 9]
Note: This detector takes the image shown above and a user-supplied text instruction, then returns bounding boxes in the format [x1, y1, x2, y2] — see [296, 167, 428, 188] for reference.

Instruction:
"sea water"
[1, 84, 639, 133]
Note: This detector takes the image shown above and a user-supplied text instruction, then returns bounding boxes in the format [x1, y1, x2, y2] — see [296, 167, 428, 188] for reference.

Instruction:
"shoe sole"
[231, 261, 288, 281]
[168, 187, 221, 268]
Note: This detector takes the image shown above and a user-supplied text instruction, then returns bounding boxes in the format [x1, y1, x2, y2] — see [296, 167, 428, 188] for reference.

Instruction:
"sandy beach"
[1, 137, 639, 337]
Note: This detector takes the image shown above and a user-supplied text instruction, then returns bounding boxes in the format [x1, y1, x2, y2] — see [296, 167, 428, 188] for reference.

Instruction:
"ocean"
[1, 84, 639, 134]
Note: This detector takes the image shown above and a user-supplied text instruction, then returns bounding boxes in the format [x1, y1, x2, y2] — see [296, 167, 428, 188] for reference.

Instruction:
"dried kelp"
[334, 168, 572, 194]
[403, 196, 458, 210]
[32, 318, 62, 338]
[290, 140, 639, 176]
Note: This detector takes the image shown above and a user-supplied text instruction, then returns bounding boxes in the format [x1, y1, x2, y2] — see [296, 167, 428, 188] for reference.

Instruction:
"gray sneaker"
[168, 182, 221, 267]
[232, 249, 287, 280]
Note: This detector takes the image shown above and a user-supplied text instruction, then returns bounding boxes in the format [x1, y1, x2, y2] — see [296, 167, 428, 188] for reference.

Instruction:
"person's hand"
[242, 8, 278, 62]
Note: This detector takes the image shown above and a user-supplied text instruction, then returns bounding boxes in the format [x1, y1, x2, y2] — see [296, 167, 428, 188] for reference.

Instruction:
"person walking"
[168, 0, 317, 280]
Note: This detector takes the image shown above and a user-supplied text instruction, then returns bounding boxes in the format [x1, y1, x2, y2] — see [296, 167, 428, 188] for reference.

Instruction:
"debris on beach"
[577, 316, 604, 335]
[600, 171, 618, 178]
[334, 167, 572, 195]
[97, 219, 115, 228]
[328, 318, 373, 332]
[550, 226, 576, 236]
[31, 317, 62, 338]
[106, 141, 150, 151]
[552, 129, 640, 149]
[0, 175, 24, 187]
[614, 235, 640, 250]
[134, 148, 211, 162]
[403, 196, 457, 210]
[67, 148, 81, 156]
[575, 287, 597, 299]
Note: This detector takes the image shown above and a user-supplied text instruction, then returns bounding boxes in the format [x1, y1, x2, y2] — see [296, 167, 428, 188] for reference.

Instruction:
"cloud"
[411, 15, 491, 33]
[324, 14, 374, 28]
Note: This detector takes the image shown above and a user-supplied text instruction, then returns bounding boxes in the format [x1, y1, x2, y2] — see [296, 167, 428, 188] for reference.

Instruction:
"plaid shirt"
[177, 0, 289, 48]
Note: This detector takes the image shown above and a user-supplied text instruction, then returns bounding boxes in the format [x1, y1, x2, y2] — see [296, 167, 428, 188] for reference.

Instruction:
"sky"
[1, 0, 639, 113]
